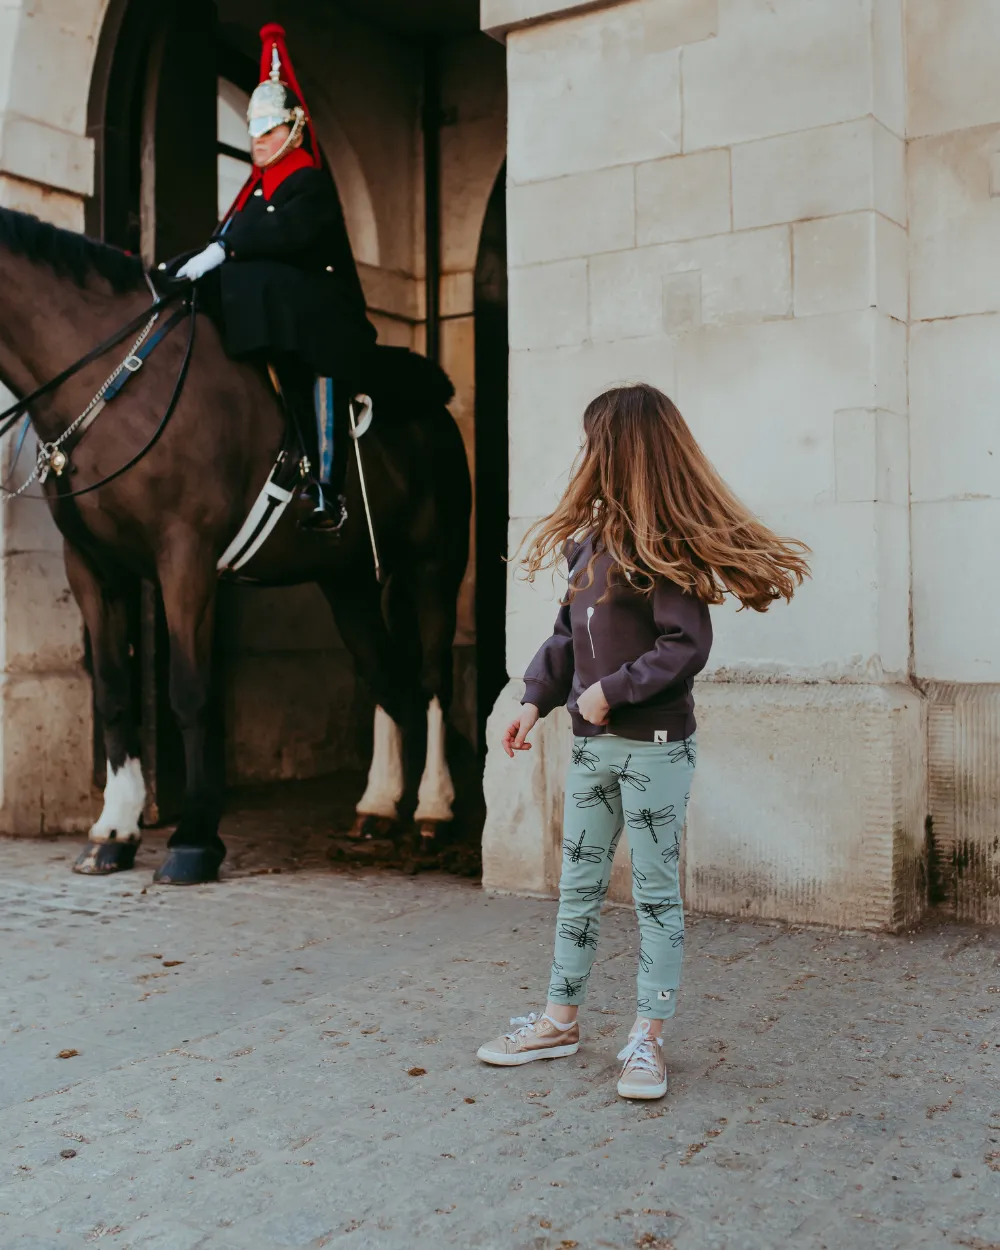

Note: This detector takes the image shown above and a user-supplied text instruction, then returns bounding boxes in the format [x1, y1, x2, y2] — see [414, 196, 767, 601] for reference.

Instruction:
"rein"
[0, 287, 196, 501]
[0, 291, 182, 440]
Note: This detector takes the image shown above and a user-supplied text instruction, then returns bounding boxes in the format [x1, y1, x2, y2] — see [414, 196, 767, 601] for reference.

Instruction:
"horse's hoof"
[348, 814, 397, 841]
[73, 840, 139, 875]
[153, 847, 224, 886]
[418, 820, 441, 843]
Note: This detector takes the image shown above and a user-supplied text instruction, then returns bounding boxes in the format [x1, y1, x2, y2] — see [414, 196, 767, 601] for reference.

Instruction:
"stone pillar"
[907, 0, 1000, 925]
[0, 0, 106, 833]
[482, 0, 927, 930]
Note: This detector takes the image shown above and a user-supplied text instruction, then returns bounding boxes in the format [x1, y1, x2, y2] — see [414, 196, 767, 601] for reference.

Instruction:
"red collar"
[223, 147, 318, 222]
[261, 146, 315, 199]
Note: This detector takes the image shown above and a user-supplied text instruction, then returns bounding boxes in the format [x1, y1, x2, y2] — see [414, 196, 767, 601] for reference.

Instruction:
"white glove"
[176, 241, 225, 281]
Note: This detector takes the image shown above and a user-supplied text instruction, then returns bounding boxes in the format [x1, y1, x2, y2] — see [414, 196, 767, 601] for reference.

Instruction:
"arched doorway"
[474, 165, 509, 752]
[85, 1, 508, 841]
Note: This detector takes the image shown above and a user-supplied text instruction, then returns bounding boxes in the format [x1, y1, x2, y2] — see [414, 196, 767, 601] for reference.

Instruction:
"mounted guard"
[176, 22, 376, 530]
[0, 22, 470, 889]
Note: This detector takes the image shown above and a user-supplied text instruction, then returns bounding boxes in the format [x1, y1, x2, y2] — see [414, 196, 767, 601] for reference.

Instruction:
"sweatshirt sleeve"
[600, 582, 712, 709]
[521, 598, 576, 716]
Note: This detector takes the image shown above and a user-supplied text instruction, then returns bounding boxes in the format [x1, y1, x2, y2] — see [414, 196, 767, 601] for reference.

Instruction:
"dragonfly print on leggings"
[638, 899, 680, 929]
[668, 738, 697, 767]
[573, 782, 620, 814]
[626, 805, 676, 845]
[548, 969, 590, 1000]
[563, 829, 604, 865]
[571, 742, 600, 772]
[574, 878, 608, 903]
[661, 829, 681, 866]
[558, 917, 599, 949]
[610, 754, 651, 792]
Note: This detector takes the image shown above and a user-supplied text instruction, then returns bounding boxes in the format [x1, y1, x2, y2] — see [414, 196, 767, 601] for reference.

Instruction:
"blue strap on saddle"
[313, 376, 334, 485]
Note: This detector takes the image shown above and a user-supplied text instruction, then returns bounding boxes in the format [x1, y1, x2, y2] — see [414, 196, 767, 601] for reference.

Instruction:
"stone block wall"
[0, 0, 105, 834]
[484, 0, 927, 930]
[906, 0, 1000, 924]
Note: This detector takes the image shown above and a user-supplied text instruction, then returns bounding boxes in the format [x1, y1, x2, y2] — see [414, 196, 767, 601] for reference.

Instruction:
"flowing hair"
[520, 384, 810, 612]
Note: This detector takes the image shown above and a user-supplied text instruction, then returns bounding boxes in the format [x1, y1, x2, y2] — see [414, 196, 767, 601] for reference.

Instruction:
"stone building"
[0, 0, 997, 932]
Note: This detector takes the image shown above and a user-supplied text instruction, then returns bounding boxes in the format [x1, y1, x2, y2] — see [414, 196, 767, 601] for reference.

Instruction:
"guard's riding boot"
[273, 359, 346, 533]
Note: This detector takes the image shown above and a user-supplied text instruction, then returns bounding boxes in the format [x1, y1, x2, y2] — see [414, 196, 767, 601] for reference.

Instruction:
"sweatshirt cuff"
[599, 668, 633, 709]
[522, 679, 563, 717]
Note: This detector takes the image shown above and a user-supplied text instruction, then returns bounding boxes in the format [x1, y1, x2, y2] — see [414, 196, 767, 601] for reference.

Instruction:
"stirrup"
[300, 484, 347, 533]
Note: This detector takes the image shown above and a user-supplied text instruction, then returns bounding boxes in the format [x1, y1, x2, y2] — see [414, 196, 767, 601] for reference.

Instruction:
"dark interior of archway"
[85, 0, 508, 845]
[475, 168, 509, 754]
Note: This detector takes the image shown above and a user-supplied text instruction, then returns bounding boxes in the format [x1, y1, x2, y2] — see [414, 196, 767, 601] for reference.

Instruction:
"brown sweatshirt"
[521, 536, 713, 742]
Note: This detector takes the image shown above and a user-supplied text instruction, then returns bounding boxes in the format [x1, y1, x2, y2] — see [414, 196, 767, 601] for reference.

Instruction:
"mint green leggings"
[548, 734, 696, 1020]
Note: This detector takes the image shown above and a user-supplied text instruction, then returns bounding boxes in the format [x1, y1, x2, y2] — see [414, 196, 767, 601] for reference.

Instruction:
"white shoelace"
[505, 1013, 540, 1041]
[505, 1012, 571, 1041]
[617, 1020, 663, 1073]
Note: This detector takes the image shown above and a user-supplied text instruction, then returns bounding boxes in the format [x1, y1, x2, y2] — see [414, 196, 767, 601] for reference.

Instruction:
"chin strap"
[258, 108, 306, 169]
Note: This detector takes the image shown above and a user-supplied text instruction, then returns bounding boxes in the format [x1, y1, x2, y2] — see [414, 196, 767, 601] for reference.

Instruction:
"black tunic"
[213, 166, 376, 378]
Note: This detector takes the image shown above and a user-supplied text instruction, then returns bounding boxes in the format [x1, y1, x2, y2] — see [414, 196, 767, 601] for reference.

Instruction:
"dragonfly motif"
[637, 995, 652, 1013]
[668, 927, 685, 949]
[574, 877, 607, 903]
[626, 805, 676, 844]
[573, 782, 620, 813]
[638, 899, 679, 929]
[638, 939, 652, 974]
[563, 829, 604, 865]
[571, 743, 600, 772]
[606, 825, 624, 862]
[610, 753, 651, 792]
[549, 973, 588, 999]
[661, 830, 681, 866]
[630, 848, 646, 888]
[558, 917, 598, 949]
[668, 738, 697, 767]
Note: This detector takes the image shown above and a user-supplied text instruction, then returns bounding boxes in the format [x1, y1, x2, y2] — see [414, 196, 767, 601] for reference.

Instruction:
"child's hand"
[578, 681, 610, 726]
[502, 704, 540, 757]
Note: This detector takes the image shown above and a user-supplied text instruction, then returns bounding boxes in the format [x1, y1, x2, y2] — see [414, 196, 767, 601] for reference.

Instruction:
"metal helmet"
[247, 43, 306, 141]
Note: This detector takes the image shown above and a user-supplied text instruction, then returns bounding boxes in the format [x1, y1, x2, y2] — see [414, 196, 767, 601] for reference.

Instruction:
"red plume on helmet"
[256, 23, 320, 169]
[219, 23, 322, 224]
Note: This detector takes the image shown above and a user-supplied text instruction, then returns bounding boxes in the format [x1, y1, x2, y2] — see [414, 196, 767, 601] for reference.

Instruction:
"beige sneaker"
[616, 1020, 667, 1099]
[477, 1012, 580, 1066]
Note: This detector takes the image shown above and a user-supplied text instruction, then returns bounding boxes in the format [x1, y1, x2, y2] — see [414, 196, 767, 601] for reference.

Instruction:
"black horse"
[0, 209, 471, 884]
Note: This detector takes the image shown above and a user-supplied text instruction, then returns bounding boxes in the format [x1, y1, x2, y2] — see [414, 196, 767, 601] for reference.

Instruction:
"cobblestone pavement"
[1, 828, 999, 1250]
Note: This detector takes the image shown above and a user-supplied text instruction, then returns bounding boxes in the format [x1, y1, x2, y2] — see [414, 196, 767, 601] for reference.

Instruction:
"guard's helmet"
[246, 24, 316, 157]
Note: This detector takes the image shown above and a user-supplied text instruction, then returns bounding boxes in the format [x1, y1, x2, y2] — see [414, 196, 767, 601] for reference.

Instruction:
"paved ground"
[1, 825, 999, 1250]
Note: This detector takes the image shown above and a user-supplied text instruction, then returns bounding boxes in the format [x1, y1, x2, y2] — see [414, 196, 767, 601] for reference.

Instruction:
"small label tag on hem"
[657, 989, 672, 1001]
[654, 730, 669, 744]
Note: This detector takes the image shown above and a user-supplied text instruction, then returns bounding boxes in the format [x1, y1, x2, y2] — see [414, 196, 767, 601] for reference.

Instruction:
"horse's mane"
[0, 207, 145, 293]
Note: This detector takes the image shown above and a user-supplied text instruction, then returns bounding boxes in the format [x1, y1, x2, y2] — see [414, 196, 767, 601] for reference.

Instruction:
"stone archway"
[0, 0, 110, 835]
[0, 0, 507, 845]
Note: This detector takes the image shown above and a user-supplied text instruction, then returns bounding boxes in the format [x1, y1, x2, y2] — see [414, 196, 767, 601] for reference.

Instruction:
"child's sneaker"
[477, 1012, 580, 1066]
[616, 1020, 667, 1099]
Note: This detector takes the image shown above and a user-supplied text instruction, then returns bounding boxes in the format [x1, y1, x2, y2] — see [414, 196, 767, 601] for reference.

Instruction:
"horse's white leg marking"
[90, 757, 145, 844]
[356, 706, 404, 820]
[414, 697, 455, 824]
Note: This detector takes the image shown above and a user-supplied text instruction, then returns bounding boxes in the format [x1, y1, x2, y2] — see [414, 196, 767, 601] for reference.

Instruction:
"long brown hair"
[520, 384, 810, 611]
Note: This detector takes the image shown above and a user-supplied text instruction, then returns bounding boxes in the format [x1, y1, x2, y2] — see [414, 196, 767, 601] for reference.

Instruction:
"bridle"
[0, 283, 196, 501]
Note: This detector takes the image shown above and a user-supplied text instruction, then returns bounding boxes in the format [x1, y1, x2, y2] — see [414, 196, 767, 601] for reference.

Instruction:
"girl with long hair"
[477, 384, 810, 1099]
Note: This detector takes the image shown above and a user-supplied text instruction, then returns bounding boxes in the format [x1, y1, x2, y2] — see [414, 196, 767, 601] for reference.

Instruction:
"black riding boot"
[272, 357, 346, 532]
